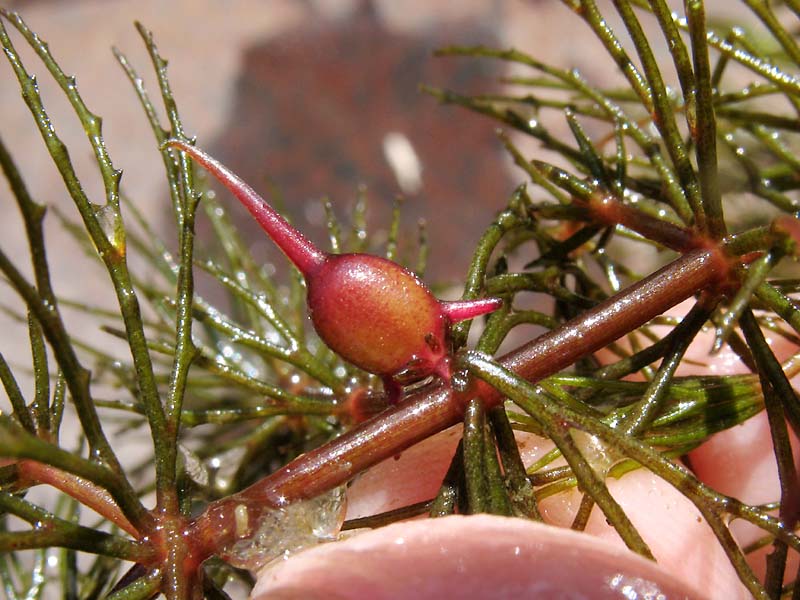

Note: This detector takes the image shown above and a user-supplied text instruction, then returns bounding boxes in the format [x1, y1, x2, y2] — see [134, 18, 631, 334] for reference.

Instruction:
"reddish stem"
[190, 247, 730, 559]
[441, 297, 504, 322]
[491, 247, 728, 390]
[582, 195, 703, 253]
[16, 459, 139, 537]
[167, 141, 327, 276]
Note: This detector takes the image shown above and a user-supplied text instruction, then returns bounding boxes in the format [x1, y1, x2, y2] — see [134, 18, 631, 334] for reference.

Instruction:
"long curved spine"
[167, 140, 327, 276]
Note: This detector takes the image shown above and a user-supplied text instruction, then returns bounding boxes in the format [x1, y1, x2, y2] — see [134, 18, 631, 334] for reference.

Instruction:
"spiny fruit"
[167, 140, 501, 401]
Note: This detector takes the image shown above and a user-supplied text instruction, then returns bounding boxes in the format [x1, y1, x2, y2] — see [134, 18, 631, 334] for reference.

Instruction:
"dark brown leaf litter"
[204, 3, 514, 282]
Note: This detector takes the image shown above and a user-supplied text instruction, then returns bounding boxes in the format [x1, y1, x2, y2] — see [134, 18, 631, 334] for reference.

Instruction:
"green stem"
[162, 184, 200, 514]
[483, 413, 514, 516]
[647, 1, 695, 124]
[429, 440, 464, 517]
[28, 311, 50, 434]
[51, 372, 66, 440]
[344, 500, 432, 530]
[452, 195, 529, 348]
[188, 294, 341, 392]
[739, 309, 798, 595]
[431, 46, 693, 221]
[608, 0, 704, 227]
[577, 0, 652, 109]
[0, 353, 35, 434]
[685, 0, 726, 239]
[499, 133, 568, 203]
[541, 402, 654, 556]
[0, 14, 168, 505]
[742, 0, 800, 66]
[755, 282, 800, 338]
[490, 406, 541, 519]
[570, 494, 596, 531]
[0, 136, 54, 308]
[463, 399, 489, 513]
[464, 351, 776, 598]
[0, 493, 149, 562]
[564, 108, 613, 189]
[637, 1, 800, 97]
[622, 300, 714, 435]
[0, 251, 151, 530]
[0, 416, 149, 533]
[106, 568, 162, 600]
[714, 249, 785, 353]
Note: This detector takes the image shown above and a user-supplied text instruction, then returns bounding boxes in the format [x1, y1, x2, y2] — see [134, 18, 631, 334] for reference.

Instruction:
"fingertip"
[251, 515, 707, 600]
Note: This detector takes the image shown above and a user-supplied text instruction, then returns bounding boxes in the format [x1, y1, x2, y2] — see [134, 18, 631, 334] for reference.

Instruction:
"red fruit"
[306, 253, 446, 380]
[166, 140, 501, 399]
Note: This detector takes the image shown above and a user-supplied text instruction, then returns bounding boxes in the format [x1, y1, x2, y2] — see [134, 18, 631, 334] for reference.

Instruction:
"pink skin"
[671, 301, 800, 585]
[249, 302, 797, 599]
[252, 515, 703, 600]
[167, 140, 501, 400]
[625, 300, 800, 583]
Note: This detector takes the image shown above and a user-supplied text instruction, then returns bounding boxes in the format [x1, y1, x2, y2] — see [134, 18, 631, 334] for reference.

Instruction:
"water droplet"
[242, 360, 262, 379]
[179, 444, 209, 487]
[572, 430, 619, 477]
[304, 202, 325, 227]
[606, 572, 667, 600]
[94, 204, 126, 255]
[210, 447, 247, 493]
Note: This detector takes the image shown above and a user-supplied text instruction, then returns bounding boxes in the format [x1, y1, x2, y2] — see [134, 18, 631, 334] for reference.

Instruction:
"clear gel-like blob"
[220, 486, 347, 571]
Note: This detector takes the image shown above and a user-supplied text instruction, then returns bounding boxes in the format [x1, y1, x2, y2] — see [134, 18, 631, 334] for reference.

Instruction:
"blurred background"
[0, 0, 742, 407]
[0, 0, 637, 286]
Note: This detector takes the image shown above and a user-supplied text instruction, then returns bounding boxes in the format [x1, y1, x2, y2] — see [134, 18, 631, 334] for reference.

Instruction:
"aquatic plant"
[1, 2, 799, 598]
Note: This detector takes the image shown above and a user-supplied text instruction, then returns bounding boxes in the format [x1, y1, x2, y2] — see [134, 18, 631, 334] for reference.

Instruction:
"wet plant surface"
[1, 2, 800, 598]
